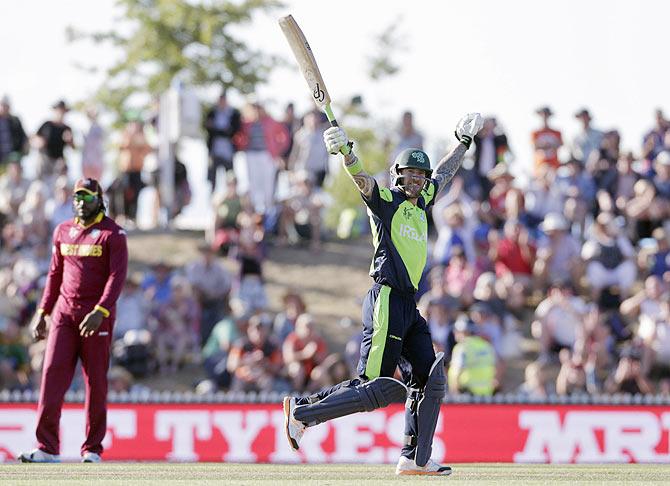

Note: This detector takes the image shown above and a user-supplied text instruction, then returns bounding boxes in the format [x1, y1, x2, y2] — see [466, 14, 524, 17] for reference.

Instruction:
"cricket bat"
[278, 14, 351, 154]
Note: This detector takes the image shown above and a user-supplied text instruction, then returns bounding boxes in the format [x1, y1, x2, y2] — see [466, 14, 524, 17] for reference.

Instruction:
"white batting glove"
[324, 126, 350, 155]
[455, 113, 483, 149]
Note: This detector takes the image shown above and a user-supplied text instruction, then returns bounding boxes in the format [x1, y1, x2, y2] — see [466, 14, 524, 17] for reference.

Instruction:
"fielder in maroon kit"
[19, 178, 128, 463]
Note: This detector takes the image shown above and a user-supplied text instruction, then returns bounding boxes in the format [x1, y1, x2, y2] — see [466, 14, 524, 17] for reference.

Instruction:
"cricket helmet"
[390, 148, 432, 191]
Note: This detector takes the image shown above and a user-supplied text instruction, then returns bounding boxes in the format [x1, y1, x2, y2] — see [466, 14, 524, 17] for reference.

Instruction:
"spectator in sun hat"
[534, 212, 582, 289]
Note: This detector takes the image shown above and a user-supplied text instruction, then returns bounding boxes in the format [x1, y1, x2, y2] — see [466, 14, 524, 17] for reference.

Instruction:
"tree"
[67, 0, 283, 121]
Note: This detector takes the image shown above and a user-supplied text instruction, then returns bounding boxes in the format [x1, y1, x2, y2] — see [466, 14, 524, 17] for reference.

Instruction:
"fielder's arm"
[324, 126, 375, 198]
[434, 113, 484, 195]
[343, 152, 375, 198]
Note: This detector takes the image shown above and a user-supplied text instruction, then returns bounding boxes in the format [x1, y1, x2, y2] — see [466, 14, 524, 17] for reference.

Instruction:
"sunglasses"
[74, 193, 98, 203]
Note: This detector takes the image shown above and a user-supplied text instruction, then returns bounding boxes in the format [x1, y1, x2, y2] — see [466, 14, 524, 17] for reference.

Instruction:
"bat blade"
[278, 15, 331, 109]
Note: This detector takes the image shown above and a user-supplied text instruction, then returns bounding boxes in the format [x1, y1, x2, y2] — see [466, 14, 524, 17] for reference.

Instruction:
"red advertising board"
[1, 403, 669, 463]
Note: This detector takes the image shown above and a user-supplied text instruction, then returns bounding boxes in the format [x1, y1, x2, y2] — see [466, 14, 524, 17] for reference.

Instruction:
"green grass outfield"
[1, 463, 669, 485]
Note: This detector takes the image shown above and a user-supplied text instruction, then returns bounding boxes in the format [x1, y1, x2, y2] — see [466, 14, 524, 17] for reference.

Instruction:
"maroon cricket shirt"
[39, 212, 128, 319]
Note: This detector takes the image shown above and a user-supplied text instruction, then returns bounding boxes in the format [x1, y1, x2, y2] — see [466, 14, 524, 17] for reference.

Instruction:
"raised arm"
[433, 113, 483, 194]
[324, 126, 375, 198]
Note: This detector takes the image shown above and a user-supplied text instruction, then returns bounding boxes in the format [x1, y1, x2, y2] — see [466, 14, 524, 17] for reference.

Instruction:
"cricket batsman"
[19, 178, 128, 463]
[283, 113, 483, 475]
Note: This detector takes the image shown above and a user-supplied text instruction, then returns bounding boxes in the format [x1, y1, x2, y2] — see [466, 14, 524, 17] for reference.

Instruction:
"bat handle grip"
[324, 104, 351, 155]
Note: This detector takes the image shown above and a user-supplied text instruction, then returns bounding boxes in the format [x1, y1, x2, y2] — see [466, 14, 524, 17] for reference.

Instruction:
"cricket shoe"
[18, 449, 60, 463]
[395, 455, 452, 476]
[282, 396, 306, 451]
[82, 452, 102, 463]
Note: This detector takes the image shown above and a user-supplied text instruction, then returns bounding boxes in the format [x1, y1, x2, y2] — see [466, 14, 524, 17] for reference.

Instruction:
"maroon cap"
[73, 178, 103, 196]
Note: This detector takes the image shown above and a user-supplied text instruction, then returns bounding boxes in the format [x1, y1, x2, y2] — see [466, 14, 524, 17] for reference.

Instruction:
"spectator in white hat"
[534, 212, 582, 289]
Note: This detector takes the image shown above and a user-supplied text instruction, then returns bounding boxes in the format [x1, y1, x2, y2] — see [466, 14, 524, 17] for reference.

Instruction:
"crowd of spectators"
[1, 90, 669, 399]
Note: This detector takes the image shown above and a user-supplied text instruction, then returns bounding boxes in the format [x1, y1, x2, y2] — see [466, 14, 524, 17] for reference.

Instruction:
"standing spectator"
[233, 100, 290, 215]
[185, 242, 232, 344]
[472, 117, 509, 197]
[0, 95, 28, 167]
[204, 90, 241, 192]
[19, 178, 128, 463]
[531, 106, 562, 173]
[280, 102, 300, 167]
[288, 110, 330, 187]
[389, 110, 424, 162]
[571, 108, 603, 164]
[117, 118, 152, 224]
[282, 313, 329, 391]
[34, 100, 75, 179]
[81, 107, 105, 181]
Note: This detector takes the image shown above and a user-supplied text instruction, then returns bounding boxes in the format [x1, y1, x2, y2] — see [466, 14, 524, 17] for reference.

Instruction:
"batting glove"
[324, 126, 351, 155]
[455, 112, 483, 149]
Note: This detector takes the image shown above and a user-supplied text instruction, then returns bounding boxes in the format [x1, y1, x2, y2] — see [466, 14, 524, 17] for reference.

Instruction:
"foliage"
[366, 17, 407, 81]
[67, 0, 283, 123]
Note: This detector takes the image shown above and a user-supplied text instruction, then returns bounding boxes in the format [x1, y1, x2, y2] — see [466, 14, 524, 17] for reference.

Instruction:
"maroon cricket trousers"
[36, 305, 113, 456]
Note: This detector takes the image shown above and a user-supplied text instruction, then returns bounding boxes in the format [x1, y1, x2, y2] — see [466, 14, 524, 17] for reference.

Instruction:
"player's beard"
[402, 182, 423, 199]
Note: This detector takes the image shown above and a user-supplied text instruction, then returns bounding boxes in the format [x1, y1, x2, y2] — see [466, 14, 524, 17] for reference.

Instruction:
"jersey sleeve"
[39, 226, 64, 315]
[95, 228, 129, 317]
[361, 180, 393, 216]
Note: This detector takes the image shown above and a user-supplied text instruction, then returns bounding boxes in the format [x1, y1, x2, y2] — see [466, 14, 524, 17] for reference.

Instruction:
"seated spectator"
[274, 291, 307, 343]
[469, 301, 503, 357]
[152, 277, 201, 374]
[433, 202, 475, 266]
[421, 296, 459, 361]
[489, 219, 536, 309]
[0, 161, 29, 220]
[624, 179, 666, 242]
[44, 176, 72, 231]
[277, 170, 324, 251]
[185, 242, 232, 344]
[0, 319, 29, 391]
[517, 361, 553, 399]
[652, 150, 670, 200]
[574, 305, 614, 385]
[227, 313, 284, 393]
[447, 316, 496, 395]
[534, 213, 582, 290]
[532, 281, 588, 360]
[638, 227, 670, 280]
[581, 212, 637, 298]
[17, 180, 50, 245]
[282, 313, 329, 391]
[524, 166, 563, 227]
[604, 345, 654, 395]
[555, 157, 596, 241]
[443, 246, 475, 300]
[308, 353, 350, 392]
[211, 174, 244, 255]
[556, 347, 591, 396]
[482, 163, 515, 229]
[142, 262, 174, 309]
[202, 311, 250, 389]
[114, 273, 150, 341]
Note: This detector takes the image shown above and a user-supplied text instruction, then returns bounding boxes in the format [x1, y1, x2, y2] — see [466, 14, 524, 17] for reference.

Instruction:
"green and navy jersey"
[362, 180, 437, 294]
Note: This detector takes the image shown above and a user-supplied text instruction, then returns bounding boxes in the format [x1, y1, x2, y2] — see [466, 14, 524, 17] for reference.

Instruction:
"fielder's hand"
[30, 312, 48, 342]
[79, 309, 105, 338]
[455, 113, 483, 149]
[323, 126, 350, 155]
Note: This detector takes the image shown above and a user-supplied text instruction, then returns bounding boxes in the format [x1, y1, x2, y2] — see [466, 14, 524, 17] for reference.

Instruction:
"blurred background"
[1, 0, 669, 404]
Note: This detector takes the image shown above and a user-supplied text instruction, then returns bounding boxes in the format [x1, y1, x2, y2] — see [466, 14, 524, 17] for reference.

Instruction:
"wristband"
[37, 308, 49, 317]
[94, 305, 110, 318]
[344, 155, 362, 176]
[455, 132, 473, 150]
